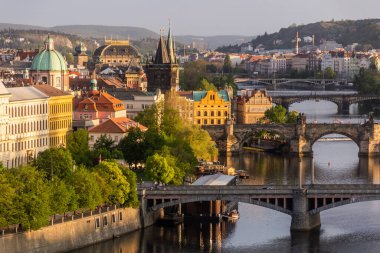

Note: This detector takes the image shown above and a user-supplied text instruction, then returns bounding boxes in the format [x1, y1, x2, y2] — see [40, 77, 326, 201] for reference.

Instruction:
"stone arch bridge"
[271, 94, 380, 114]
[203, 120, 380, 156]
[140, 184, 380, 231]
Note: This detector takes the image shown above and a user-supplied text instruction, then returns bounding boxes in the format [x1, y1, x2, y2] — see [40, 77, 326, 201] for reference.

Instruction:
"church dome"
[31, 36, 68, 72]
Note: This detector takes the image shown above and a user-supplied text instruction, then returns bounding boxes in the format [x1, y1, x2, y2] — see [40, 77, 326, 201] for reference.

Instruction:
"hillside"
[217, 19, 380, 52]
[176, 35, 254, 50]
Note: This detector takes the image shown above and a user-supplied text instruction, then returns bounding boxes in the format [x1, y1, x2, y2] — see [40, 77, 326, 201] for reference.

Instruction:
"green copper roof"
[31, 37, 67, 71]
[31, 49, 68, 71]
[193, 90, 230, 102]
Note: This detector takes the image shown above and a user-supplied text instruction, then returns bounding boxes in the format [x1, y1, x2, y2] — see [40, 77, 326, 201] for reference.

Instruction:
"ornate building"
[146, 28, 179, 93]
[125, 59, 147, 91]
[30, 36, 69, 91]
[0, 82, 50, 168]
[93, 39, 140, 67]
[235, 89, 272, 124]
[193, 90, 231, 125]
[34, 85, 73, 147]
[74, 42, 89, 67]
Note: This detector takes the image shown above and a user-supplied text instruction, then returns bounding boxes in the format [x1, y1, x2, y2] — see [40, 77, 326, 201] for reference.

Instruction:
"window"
[218, 119, 221, 124]
[112, 214, 116, 223]
[204, 111, 207, 116]
[90, 135, 94, 142]
[197, 111, 201, 116]
[56, 77, 61, 87]
[115, 136, 118, 142]
[95, 218, 100, 229]
[211, 111, 214, 116]
[103, 216, 108, 226]
[211, 119, 214, 124]
[119, 212, 123, 221]
[203, 119, 207, 124]
[197, 120, 201, 124]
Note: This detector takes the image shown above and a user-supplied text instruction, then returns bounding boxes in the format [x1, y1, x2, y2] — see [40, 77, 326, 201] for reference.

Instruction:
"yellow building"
[34, 85, 73, 147]
[236, 89, 272, 124]
[193, 90, 231, 125]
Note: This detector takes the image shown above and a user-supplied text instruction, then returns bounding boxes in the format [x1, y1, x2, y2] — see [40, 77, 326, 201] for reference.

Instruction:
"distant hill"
[217, 19, 380, 52]
[176, 35, 254, 50]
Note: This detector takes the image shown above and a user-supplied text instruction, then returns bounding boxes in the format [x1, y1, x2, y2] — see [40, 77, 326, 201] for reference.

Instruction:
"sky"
[1, 0, 379, 36]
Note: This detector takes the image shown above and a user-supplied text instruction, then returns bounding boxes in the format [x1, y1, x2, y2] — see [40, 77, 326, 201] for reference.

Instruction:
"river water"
[73, 100, 380, 253]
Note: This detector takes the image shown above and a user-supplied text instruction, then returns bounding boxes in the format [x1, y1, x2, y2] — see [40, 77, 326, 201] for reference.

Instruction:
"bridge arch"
[287, 98, 341, 109]
[309, 196, 380, 215]
[309, 131, 359, 147]
[147, 196, 292, 216]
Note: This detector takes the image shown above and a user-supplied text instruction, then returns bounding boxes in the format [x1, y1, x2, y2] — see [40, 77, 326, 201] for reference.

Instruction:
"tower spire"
[154, 28, 170, 64]
[166, 20, 176, 64]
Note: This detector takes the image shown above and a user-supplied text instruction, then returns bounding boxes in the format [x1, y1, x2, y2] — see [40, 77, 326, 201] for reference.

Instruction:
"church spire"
[166, 21, 176, 64]
[154, 28, 170, 64]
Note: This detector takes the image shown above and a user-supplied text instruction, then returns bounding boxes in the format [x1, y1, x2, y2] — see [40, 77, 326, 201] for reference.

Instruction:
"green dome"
[31, 36, 67, 71]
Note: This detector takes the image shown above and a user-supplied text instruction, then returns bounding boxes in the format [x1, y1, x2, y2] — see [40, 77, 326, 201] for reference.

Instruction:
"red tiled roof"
[89, 117, 147, 134]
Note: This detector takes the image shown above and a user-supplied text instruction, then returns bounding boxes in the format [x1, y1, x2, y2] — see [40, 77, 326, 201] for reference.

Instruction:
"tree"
[0, 172, 16, 227]
[119, 166, 139, 208]
[93, 134, 123, 160]
[8, 166, 52, 230]
[118, 127, 147, 167]
[34, 147, 74, 180]
[67, 129, 93, 166]
[70, 167, 104, 210]
[223, 54, 233, 73]
[93, 134, 115, 150]
[264, 105, 288, 124]
[199, 78, 217, 91]
[49, 179, 78, 215]
[324, 67, 336, 79]
[64, 53, 74, 65]
[95, 161, 130, 205]
[145, 153, 174, 184]
[263, 105, 299, 124]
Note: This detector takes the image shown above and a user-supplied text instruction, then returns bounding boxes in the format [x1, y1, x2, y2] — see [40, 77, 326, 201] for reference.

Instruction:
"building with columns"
[30, 36, 69, 91]
[0, 82, 50, 168]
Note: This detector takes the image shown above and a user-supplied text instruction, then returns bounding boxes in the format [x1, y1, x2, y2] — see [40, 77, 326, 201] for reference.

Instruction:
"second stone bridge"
[203, 119, 380, 157]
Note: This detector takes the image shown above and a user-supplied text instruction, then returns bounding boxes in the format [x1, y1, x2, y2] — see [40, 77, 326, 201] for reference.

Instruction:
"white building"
[0, 82, 50, 168]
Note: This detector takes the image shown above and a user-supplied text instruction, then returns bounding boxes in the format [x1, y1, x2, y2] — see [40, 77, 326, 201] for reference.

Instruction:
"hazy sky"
[1, 0, 380, 36]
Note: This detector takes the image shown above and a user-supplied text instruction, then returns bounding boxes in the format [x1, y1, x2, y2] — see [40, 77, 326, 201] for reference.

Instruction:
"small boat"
[222, 210, 240, 220]
[236, 170, 250, 179]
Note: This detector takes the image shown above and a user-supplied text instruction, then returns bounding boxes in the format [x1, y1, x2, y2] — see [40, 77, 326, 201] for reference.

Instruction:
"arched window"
[204, 111, 207, 116]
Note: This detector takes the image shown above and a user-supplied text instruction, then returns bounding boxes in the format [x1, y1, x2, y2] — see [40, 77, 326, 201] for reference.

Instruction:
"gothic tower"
[146, 27, 179, 93]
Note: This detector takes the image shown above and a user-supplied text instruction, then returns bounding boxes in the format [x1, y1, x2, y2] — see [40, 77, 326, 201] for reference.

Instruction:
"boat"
[236, 170, 250, 179]
[223, 210, 240, 220]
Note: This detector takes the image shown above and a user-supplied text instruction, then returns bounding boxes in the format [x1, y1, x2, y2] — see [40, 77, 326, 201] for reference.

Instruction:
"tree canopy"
[263, 105, 298, 124]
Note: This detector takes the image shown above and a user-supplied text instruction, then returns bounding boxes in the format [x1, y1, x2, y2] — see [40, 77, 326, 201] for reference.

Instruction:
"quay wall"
[0, 207, 161, 253]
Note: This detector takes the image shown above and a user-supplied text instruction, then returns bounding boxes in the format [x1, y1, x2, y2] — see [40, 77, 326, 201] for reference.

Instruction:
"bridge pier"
[291, 189, 321, 231]
[337, 101, 350, 115]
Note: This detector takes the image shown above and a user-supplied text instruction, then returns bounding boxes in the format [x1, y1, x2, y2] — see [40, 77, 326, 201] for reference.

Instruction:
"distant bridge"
[140, 184, 380, 231]
[235, 78, 348, 89]
[270, 93, 380, 114]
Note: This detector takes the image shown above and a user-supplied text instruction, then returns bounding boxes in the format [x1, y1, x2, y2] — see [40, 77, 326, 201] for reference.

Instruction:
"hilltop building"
[74, 42, 89, 67]
[30, 36, 69, 91]
[146, 27, 179, 93]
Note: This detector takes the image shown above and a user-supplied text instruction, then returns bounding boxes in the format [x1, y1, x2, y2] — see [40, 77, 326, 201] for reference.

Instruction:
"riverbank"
[0, 206, 161, 253]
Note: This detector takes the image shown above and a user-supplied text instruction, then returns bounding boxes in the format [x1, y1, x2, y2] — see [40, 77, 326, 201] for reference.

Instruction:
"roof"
[8, 86, 49, 102]
[154, 35, 170, 64]
[31, 48, 67, 71]
[192, 174, 236, 186]
[93, 44, 139, 58]
[75, 91, 126, 112]
[0, 81, 10, 95]
[193, 90, 230, 102]
[89, 117, 147, 134]
[33, 84, 72, 97]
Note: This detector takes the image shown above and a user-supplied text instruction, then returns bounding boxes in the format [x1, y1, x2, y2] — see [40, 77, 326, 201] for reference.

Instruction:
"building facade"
[93, 39, 140, 67]
[193, 90, 231, 125]
[0, 82, 50, 168]
[236, 89, 272, 124]
[165, 90, 194, 123]
[34, 85, 73, 147]
[88, 117, 147, 148]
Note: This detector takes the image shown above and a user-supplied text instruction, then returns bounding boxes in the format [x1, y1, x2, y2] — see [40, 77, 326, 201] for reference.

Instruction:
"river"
[72, 99, 380, 253]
